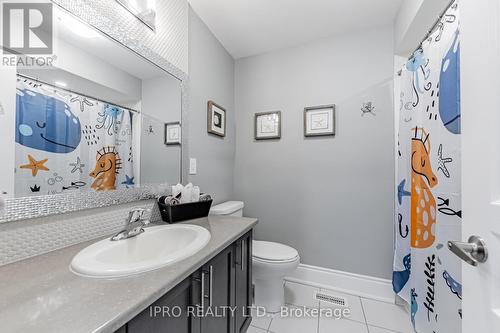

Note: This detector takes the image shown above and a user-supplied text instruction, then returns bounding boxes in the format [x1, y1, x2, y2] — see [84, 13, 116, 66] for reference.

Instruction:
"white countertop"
[0, 216, 258, 333]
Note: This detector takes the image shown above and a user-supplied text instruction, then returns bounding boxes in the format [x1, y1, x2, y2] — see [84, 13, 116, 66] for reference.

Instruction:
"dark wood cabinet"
[120, 230, 253, 333]
[127, 277, 193, 333]
[192, 245, 236, 333]
[234, 232, 253, 333]
[114, 325, 126, 333]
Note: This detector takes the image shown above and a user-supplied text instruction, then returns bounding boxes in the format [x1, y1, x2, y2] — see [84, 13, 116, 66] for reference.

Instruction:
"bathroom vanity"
[0, 216, 257, 333]
[122, 229, 253, 333]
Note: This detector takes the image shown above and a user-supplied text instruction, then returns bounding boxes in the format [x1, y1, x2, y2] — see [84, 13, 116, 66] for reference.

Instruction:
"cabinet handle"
[235, 241, 241, 267]
[209, 265, 213, 307]
[200, 270, 206, 311]
[241, 239, 245, 271]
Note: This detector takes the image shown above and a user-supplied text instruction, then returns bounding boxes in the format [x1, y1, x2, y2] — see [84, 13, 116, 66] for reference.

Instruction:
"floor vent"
[314, 291, 348, 307]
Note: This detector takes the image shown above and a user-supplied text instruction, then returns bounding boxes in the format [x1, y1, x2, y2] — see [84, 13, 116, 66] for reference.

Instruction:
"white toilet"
[210, 201, 300, 313]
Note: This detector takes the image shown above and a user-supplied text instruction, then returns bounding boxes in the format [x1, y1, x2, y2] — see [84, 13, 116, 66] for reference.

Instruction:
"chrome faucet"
[111, 208, 151, 241]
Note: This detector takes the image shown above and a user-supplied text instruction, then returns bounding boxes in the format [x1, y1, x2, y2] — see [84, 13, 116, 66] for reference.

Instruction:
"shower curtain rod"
[410, 0, 457, 57]
[16, 73, 141, 114]
[397, 0, 456, 76]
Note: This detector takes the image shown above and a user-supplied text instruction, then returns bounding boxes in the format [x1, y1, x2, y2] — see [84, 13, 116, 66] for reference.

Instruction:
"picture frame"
[304, 104, 336, 137]
[207, 101, 226, 137]
[254, 111, 281, 140]
[164, 122, 181, 145]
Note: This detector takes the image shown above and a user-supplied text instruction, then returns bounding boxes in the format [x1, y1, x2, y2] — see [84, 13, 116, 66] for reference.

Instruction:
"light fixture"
[54, 81, 67, 87]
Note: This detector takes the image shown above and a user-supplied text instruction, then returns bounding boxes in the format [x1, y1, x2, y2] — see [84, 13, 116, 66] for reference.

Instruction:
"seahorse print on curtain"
[393, 2, 462, 333]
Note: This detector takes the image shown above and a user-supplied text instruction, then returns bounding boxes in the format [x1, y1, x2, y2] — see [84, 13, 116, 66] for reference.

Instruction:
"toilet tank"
[210, 201, 244, 217]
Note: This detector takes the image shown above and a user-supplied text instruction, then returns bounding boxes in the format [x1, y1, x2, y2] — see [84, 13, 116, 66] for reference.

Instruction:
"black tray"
[158, 199, 213, 223]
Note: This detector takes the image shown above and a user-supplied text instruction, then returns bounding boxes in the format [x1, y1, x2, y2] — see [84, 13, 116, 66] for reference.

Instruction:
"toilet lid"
[253, 240, 299, 262]
[210, 201, 244, 215]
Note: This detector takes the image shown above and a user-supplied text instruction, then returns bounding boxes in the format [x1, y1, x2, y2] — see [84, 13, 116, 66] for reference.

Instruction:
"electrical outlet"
[189, 158, 197, 175]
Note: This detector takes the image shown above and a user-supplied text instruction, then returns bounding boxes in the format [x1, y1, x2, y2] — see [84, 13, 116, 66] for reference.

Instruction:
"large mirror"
[0, 6, 183, 219]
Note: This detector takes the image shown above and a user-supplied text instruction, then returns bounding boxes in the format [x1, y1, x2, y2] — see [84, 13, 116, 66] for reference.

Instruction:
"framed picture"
[207, 101, 226, 137]
[165, 122, 181, 145]
[304, 104, 336, 137]
[254, 111, 281, 140]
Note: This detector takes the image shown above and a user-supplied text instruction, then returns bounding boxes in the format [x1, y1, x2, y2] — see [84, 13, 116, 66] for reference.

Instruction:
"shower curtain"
[15, 77, 135, 196]
[394, 2, 462, 333]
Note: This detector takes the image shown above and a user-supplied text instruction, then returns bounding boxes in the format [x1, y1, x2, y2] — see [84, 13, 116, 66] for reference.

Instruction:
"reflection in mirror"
[141, 114, 182, 185]
[1, 7, 182, 200]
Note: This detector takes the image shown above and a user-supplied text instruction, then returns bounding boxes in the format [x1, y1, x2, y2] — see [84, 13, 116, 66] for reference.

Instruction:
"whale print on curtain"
[394, 2, 461, 333]
[15, 78, 135, 196]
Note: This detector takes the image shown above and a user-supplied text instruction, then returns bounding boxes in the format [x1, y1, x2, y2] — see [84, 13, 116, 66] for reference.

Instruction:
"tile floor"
[248, 281, 414, 333]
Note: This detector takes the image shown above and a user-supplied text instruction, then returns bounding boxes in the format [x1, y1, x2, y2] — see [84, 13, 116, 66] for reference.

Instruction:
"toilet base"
[253, 278, 285, 313]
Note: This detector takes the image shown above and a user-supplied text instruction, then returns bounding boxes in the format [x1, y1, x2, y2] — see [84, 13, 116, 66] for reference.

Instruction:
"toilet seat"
[253, 240, 299, 263]
[253, 256, 299, 264]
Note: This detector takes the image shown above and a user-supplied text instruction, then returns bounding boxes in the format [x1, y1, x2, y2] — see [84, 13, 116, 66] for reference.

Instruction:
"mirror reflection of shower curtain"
[394, 2, 461, 333]
[15, 78, 135, 196]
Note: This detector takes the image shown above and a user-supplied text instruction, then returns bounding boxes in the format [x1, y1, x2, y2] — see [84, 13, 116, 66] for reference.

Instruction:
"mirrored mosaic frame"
[0, 2, 190, 223]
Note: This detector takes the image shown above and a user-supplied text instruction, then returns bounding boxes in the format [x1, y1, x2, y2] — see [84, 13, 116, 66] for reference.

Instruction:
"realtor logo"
[2, 3, 53, 54]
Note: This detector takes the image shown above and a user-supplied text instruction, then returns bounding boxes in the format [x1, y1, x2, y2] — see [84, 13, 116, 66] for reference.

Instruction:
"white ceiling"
[188, 0, 404, 59]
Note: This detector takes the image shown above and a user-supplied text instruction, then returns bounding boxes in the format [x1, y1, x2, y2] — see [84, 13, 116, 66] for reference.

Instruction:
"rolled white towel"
[169, 183, 205, 204]
[199, 193, 212, 202]
[159, 195, 180, 206]
[191, 186, 200, 202]
[180, 183, 193, 203]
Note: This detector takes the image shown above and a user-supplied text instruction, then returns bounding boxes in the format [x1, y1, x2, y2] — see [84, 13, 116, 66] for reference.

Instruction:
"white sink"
[71, 224, 211, 278]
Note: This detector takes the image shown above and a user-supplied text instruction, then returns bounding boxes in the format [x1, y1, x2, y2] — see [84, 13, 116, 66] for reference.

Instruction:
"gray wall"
[234, 27, 395, 279]
[187, 8, 236, 204]
[141, 76, 182, 185]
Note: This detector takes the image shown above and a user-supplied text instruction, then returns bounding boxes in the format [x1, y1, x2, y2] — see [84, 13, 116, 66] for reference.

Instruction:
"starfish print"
[69, 157, 85, 174]
[397, 179, 411, 205]
[437, 144, 452, 178]
[361, 102, 376, 116]
[20, 155, 49, 177]
[70, 96, 94, 112]
[121, 175, 135, 188]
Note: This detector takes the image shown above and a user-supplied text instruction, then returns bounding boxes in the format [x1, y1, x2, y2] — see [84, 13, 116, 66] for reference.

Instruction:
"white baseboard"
[285, 264, 395, 303]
